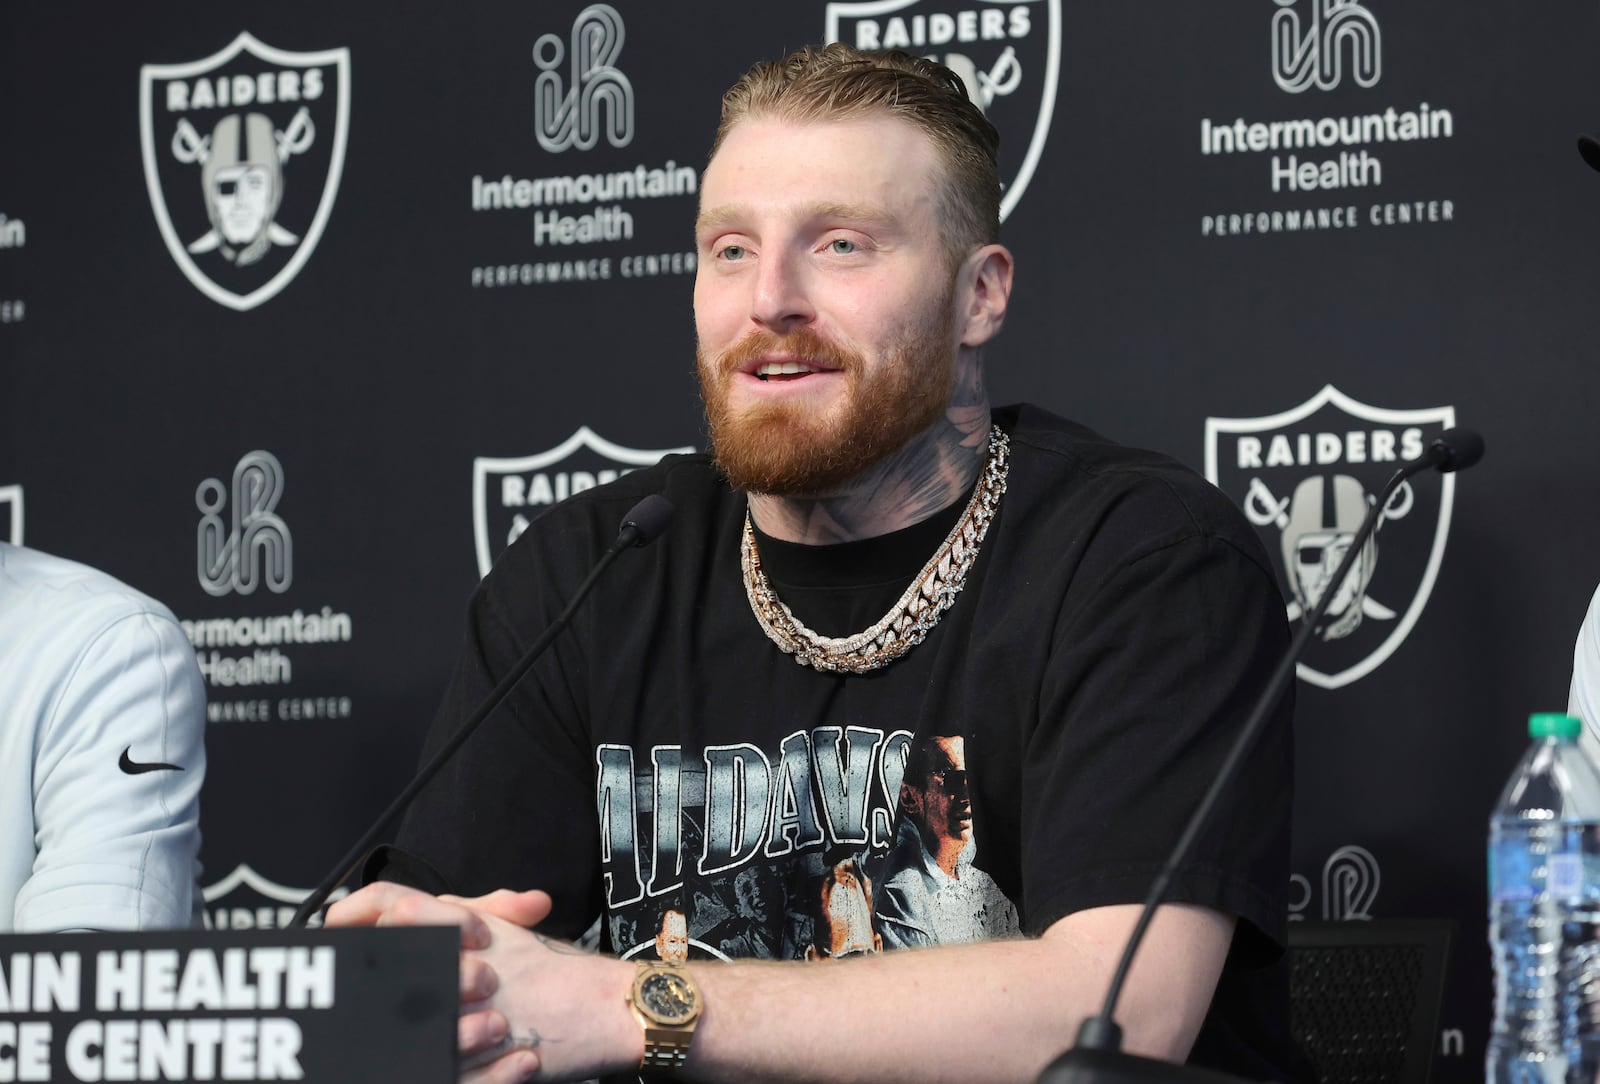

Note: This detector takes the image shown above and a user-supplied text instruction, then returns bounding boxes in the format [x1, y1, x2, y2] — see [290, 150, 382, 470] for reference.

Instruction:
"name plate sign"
[0, 926, 456, 1082]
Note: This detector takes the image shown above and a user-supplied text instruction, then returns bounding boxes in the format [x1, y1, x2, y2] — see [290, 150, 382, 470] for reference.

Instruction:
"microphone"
[1423, 428, 1484, 474]
[288, 495, 675, 927]
[617, 494, 675, 547]
[1038, 429, 1485, 1083]
[1578, 133, 1600, 173]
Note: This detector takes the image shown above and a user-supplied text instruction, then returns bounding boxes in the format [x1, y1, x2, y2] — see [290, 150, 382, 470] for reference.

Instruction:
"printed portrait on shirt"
[805, 847, 883, 960]
[873, 734, 1020, 950]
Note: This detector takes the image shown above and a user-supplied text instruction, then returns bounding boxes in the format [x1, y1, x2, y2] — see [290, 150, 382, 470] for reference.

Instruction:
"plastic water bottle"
[1489, 712, 1600, 1083]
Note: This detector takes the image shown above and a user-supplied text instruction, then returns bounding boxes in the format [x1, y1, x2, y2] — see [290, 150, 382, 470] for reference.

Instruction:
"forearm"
[679, 904, 1229, 1084]
[690, 940, 1081, 1084]
[337, 889, 1232, 1084]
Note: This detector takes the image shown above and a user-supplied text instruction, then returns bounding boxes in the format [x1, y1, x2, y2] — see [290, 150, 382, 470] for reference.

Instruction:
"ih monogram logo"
[1289, 845, 1381, 921]
[1271, 0, 1381, 94]
[197, 450, 293, 596]
[534, 4, 634, 153]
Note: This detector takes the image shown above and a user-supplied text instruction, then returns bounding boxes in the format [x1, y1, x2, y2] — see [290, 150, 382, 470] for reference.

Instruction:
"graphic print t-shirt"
[598, 499, 1022, 964]
[392, 405, 1300, 1080]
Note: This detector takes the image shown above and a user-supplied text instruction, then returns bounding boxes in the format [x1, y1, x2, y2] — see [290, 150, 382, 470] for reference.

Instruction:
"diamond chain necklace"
[740, 426, 1010, 674]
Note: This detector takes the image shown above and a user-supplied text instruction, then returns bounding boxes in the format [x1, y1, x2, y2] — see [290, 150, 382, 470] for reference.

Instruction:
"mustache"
[708, 326, 858, 375]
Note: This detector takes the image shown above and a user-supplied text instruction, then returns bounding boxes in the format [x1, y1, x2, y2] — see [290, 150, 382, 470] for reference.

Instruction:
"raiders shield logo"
[1205, 385, 1458, 690]
[473, 427, 695, 577]
[0, 484, 21, 546]
[202, 862, 344, 929]
[823, 0, 1060, 221]
[140, 33, 350, 311]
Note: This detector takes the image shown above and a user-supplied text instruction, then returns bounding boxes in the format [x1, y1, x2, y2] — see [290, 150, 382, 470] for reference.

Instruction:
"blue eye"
[718, 245, 747, 261]
[829, 239, 858, 255]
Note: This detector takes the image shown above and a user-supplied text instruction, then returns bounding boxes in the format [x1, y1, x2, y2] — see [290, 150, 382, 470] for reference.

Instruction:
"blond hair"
[710, 43, 1001, 264]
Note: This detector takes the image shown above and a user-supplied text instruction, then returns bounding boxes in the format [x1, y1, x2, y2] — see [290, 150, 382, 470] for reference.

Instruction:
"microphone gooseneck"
[288, 495, 675, 927]
[1039, 429, 1484, 1083]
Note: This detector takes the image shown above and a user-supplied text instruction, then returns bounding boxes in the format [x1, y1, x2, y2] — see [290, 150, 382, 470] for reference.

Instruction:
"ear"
[957, 243, 1014, 348]
[898, 783, 925, 820]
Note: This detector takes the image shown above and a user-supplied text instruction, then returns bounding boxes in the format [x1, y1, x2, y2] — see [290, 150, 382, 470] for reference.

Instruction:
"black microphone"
[617, 494, 675, 547]
[1038, 429, 1485, 1084]
[1424, 428, 1484, 474]
[288, 495, 675, 927]
[1578, 133, 1600, 173]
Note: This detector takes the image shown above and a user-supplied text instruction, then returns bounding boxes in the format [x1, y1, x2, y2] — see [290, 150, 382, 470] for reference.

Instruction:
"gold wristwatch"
[627, 961, 703, 1072]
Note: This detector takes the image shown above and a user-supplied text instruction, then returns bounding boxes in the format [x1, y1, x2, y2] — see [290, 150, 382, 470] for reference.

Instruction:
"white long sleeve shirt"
[0, 543, 206, 931]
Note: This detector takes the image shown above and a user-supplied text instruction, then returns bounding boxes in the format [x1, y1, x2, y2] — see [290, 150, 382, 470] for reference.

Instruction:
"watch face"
[638, 971, 699, 1025]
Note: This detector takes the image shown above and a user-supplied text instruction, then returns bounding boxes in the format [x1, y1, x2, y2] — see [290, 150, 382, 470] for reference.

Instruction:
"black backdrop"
[5, 2, 1599, 1076]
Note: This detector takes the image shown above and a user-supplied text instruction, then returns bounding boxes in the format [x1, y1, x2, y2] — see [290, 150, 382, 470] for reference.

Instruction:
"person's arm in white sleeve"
[1571, 584, 1600, 768]
[15, 606, 207, 931]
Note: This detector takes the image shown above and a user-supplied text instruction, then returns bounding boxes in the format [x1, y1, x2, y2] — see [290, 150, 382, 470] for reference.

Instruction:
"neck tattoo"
[740, 426, 1009, 674]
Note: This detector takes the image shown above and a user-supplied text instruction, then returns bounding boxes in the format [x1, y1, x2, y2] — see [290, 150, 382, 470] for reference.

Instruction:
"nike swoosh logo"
[119, 747, 184, 775]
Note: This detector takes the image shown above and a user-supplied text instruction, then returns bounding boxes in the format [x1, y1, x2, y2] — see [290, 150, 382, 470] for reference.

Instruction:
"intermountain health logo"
[140, 32, 350, 310]
[1205, 386, 1457, 689]
[183, 451, 355, 720]
[0, 485, 21, 545]
[1197, 1, 1456, 238]
[823, 0, 1060, 222]
[468, 5, 698, 289]
[1272, 0, 1381, 94]
[473, 427, 694, 577]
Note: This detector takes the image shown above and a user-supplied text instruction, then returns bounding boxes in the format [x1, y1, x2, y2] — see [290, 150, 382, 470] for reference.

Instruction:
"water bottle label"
[1550, 852, 1583, 897]
[1490, 836, 1536, 900]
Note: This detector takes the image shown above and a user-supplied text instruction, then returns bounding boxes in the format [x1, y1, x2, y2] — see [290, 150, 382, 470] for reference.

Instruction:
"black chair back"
[1288, 919, 1453, 1084]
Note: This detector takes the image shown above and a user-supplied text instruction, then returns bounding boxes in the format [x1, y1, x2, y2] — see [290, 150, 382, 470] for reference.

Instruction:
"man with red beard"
[331, 43, 1301, 1084]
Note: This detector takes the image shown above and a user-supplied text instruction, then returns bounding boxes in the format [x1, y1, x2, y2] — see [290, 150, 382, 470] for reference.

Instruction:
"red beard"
[697, 305, 956, 497]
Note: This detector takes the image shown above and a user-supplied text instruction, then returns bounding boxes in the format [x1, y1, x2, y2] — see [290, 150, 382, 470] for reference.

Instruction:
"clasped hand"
[327, 883, 639, 1083]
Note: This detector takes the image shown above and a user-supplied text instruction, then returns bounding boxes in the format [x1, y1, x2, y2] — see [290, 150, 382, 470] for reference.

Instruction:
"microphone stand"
[288, 496, 673, 927]
[1038, 431, 1482, 1083]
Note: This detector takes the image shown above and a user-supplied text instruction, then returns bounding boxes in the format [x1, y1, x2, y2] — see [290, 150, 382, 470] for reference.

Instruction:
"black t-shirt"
[388, 404, 1304, 1080]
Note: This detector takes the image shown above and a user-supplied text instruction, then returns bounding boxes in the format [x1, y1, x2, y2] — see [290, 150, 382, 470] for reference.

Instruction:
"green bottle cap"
[1529, 712, 1583, 739]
